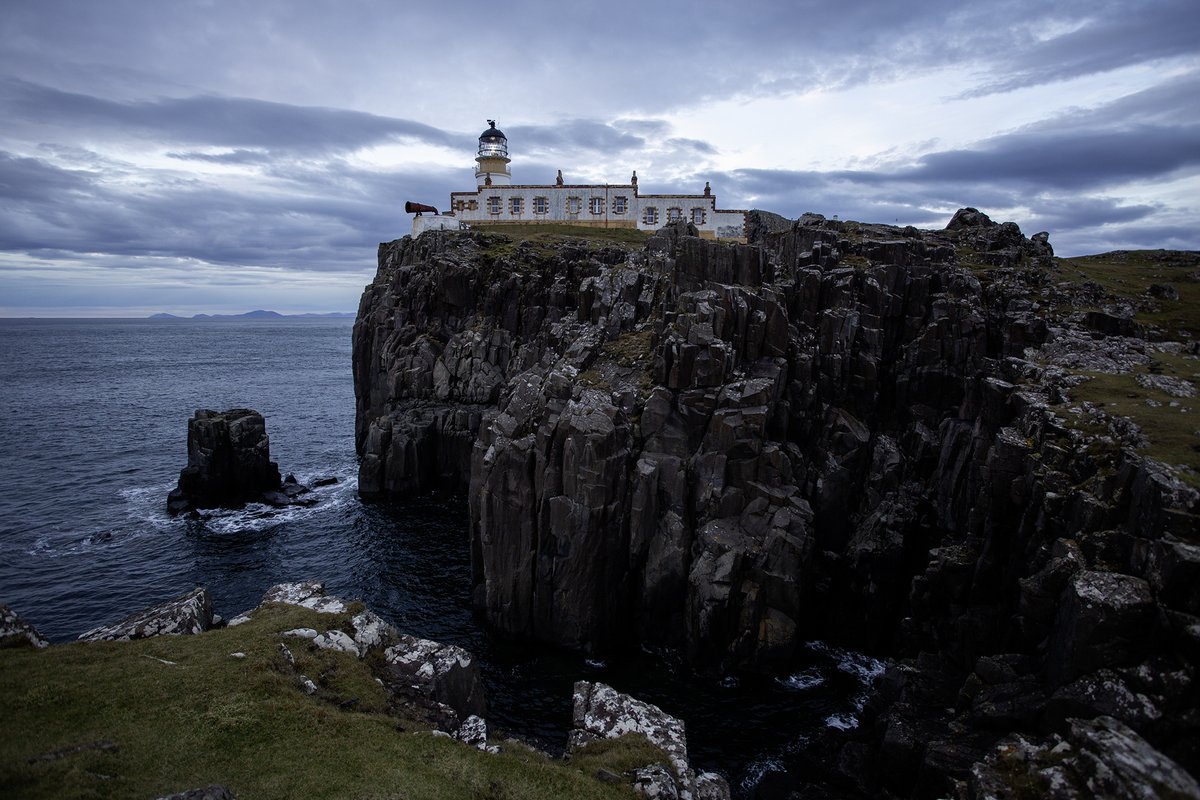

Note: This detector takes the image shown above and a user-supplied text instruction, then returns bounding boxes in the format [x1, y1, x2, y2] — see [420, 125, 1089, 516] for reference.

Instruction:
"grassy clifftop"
[0, 603, 656, 799]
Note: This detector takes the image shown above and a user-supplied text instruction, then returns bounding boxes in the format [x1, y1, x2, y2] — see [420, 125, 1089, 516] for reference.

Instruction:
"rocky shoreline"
[353, 211, 1200, 797]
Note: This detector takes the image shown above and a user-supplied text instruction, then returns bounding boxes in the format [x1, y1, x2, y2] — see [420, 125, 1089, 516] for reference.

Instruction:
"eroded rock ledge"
[354, 211, 1200, 796]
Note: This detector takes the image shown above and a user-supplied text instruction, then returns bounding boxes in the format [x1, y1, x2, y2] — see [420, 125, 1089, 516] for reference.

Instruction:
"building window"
[487, 196, 501, 214]
[453, 199, 466, 212]
[612, 196, 628, 214]
[467, 199, 478, 211]
[566, 196, 582, 215]
[589, 197, 605, 215]
[667, 207, 682, 222]
[691, 208, 706, 225]
[510, 197, 523, 215]
[643, 206, 658, 225]
[533, 196, 548, 214]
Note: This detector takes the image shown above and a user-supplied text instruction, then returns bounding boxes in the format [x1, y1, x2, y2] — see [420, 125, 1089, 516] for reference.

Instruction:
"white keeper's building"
[446, 121, 747, 241]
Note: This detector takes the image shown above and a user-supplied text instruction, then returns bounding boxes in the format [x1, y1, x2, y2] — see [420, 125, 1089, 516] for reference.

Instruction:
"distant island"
[148, 310, 355, 320]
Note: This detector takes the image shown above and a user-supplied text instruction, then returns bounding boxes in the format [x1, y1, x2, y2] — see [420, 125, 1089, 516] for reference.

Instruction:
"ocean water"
[0, 317, 880, 795]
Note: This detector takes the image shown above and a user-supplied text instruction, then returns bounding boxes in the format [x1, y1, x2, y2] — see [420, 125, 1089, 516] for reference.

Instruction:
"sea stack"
[167, 408, 310, 514]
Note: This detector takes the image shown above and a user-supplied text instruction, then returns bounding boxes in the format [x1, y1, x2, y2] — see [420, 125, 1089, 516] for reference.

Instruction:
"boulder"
[632, 764, 679, 799]
[0, 604, 49, 648]
[312, 629, 359, 655]
[455, 714, 488, 749]
[945, 207, 995, 230]
[78, 587, 213, 641]
[1046, 571, 1157, 685]
[259, 581, 349, 614]
[382, 635, 485, 723]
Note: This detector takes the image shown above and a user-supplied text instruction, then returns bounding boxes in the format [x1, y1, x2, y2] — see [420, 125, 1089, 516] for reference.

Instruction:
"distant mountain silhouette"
[148, 310, 354, 320]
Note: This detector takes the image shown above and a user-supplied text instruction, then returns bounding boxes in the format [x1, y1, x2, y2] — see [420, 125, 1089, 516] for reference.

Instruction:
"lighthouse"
[475, 120, 511, 187]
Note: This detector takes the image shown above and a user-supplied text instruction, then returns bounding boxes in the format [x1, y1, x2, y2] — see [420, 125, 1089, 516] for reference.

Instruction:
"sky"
[1, 1, 1197, 316]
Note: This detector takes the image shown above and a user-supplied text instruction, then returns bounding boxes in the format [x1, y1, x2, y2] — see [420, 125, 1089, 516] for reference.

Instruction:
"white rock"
[456, 715, 488, 749]
[282, 628, 320, 639]
[301, 677, 318, 695]
[572, 681, 690, 781]
[313, 629, 360, 655]
[229, 652, 246, 659]
[78, 587, 213, 642]
[632, 764, 680, 799]
[259, 581, 348, 614]
[351, 609, 398, 652]
[0, 604, 49, 649]
[227, 614, 252, 627]
[694, 772, 731, 800]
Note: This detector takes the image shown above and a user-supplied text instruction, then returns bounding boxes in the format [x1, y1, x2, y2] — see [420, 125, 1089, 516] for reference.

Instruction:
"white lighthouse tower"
[474, 120, 511, 187]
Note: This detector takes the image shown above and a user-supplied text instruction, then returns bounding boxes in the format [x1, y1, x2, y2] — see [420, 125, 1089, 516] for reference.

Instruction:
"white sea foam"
[117, 465, 358, 535]
[806, 639, 889, 717]
[776, 668, 825, 691]
[806, 640, 886, 685]
[739, 756, 786, 794]
[825, 712, 858, 731]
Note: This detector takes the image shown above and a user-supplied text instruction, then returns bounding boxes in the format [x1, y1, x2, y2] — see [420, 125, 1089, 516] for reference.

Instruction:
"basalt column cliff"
[354, 213, 1200, 790]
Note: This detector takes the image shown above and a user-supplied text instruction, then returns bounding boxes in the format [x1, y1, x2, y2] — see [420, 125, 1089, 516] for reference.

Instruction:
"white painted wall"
[412, 214, 465, 237]
[449, 183, 746, 238]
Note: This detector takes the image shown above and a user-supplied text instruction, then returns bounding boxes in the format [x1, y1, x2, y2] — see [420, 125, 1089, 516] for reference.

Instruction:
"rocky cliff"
[354, 211, 1200, 796]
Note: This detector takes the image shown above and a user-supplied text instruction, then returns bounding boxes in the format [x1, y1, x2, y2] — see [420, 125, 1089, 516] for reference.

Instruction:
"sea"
[0, 317, 883, 797]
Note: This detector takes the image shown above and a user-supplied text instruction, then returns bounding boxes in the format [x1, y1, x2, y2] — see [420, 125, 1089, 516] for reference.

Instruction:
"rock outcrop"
[78, 587, 214, 641]
[167, 409, 314, 514]
[247, 581, 485, 730]
[383, 636, 486, 723]
[965, 716, 1200, 800]
[1, 604, 50, 648]
[353, 214, 1200, 795]
[570, 681, 730, 800]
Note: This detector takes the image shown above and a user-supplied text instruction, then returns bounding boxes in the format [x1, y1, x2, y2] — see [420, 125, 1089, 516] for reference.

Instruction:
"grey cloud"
[962, 0, 1200, 97]
[2, 79, 461, 154]
[903, 124, 1200, 190]
[664, 138, 718, 155]
[510, 120, 648, 156]
[0, 149, 453, 271]
[4, 1, 1196, 120]
[166, 149, 273, 165]
[0, 152, 94, 200]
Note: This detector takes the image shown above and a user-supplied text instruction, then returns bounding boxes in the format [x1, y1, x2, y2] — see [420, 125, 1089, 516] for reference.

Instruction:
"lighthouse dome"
[478, 120, 508, 158]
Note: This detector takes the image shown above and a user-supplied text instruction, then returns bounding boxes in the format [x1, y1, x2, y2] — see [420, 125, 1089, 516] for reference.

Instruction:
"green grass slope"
[1, 603, 653, 800]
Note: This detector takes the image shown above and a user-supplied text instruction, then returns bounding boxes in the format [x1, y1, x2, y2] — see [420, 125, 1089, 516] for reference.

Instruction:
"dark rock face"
[353, 213, 1200, 794]
[167, 409, 312, 514]
[78, 587, 213, 641]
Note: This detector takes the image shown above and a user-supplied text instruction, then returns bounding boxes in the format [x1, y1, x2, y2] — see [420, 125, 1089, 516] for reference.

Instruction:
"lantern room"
[475, 120, 511, 187]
